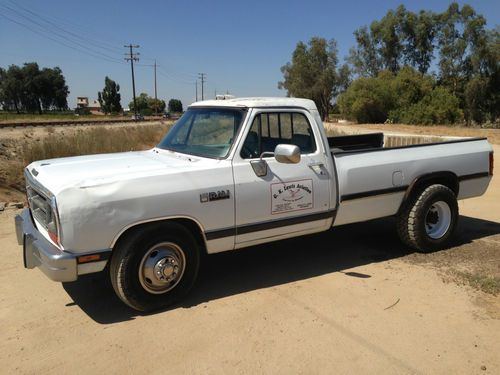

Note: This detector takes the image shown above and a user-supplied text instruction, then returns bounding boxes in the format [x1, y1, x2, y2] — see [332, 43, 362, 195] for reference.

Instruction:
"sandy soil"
[0, 146, 499, 373]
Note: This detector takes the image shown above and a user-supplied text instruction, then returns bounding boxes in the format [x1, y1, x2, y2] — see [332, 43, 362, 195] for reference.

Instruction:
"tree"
[150, 98, 166, 114]
[97, 76, 122, 114]
[371, 6, 406, 73]
[401, 9, 437, 74]
[0, 62, 68, 113]
[129, 93, 166, 115]
[168, 99, 183, 113]
[349, 7, 407, 76]
[346, 2, 498, 124]
[0, 65, 23, 113]
[348, 26, 382, 77]
[279, 37, 349, 120]
[435, 3, 497, 123]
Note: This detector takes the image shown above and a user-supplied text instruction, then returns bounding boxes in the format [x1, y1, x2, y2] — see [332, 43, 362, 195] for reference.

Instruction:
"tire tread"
[397, 184, 458, 252]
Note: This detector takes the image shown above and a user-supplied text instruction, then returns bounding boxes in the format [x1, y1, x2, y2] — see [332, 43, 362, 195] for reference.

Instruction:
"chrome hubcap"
[425, 201, 452, 239]
[138, 242, 186, 294]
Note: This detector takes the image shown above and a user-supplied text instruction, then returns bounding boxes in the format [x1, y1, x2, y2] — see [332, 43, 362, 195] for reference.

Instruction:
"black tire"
[110, 222, 200, 312]
[396, 184, 459, 252]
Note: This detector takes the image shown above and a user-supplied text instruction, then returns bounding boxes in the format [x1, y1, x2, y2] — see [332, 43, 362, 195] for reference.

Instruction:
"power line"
[157, 66, 194, 85]
[0, 3, 124, 63]
[7, 0, 125, 53]
[0, 12, 124, 65]
[124, 44, 140, 118]
[6, 0, 124, 56]
[3, 1, 201, 91]
[2, 1, 207, 104]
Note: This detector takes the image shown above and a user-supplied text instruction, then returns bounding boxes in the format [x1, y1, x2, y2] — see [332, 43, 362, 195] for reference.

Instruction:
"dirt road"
[0, 149, 499, 374]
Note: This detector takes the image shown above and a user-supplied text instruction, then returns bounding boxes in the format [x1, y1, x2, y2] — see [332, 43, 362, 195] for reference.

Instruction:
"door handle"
[308, 162, 325, 175]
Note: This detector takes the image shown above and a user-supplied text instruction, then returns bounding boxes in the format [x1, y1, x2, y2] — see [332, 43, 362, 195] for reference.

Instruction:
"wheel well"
[112, 218, 208, 255]
[399, 171, 459, 212]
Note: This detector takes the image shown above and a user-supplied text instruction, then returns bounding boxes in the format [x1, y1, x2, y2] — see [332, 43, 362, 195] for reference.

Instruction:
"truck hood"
[28, 148, 219, 195]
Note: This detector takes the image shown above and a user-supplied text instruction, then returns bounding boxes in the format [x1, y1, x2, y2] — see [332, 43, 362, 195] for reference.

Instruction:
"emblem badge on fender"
[200, 190, 230, 203]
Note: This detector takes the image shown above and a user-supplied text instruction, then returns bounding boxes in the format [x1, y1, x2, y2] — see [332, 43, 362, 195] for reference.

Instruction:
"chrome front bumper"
[15, 208, 78, 282]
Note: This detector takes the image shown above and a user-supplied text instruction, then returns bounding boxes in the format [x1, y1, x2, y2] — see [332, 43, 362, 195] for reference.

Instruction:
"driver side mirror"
[250, 144, 301, 177]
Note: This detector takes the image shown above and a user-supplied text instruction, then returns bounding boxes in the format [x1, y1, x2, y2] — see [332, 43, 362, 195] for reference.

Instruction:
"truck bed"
[331, 136, 492, 226]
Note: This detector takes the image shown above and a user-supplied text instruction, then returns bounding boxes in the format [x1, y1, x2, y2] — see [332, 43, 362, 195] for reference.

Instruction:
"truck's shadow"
[62, 215, 500, 324]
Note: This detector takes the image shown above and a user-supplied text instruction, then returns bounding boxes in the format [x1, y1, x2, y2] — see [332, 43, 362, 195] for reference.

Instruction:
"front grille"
[26, 184, 52, 230]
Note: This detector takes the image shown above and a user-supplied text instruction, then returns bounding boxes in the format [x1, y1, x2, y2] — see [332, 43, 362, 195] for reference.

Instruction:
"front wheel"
[397, 184, 459, 252]
[110, 222, 200, 312]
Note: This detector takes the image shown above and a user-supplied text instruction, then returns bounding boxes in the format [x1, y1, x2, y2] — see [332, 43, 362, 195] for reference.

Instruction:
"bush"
[339, 66, 463, 125]
[399, 87, 463, 125]
[141, 108, 153, 116]
[464, 77, 489, 124]
[338, 72, 395, 123]
[74, 107, 91, 115]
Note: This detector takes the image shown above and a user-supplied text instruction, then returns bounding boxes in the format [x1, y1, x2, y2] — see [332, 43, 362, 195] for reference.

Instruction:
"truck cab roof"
[189, 97, 318, 111]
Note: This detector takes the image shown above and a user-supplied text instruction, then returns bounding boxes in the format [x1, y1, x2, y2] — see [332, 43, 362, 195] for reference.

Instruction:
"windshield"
[157, 108, 245, 158]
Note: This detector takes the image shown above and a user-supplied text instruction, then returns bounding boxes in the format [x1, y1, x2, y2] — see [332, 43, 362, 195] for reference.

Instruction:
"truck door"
[232, 109, 333, 247]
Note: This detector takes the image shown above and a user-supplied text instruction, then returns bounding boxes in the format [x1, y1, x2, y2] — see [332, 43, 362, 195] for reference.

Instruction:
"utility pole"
[124, 44, 140, 119]
[153, 60, 158, 115]
[195, 80, 198, 102]
[198, 73, 206, 100]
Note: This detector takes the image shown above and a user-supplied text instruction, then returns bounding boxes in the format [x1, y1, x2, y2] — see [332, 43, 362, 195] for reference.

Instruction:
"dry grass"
[0, 123, 172, 195]
[21, 124, 171, 164]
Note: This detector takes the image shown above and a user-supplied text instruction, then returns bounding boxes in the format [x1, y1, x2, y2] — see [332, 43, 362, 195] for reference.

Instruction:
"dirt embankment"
[327, 122, 500, 145]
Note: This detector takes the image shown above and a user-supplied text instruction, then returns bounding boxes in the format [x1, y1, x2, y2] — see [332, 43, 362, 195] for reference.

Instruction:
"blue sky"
[1, 0, 498, 110]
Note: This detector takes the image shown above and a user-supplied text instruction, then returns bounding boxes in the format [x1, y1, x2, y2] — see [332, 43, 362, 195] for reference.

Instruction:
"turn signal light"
[48, 230, 59, 245]
[47, 221, 60, 247]
[78, 254, 101, 264]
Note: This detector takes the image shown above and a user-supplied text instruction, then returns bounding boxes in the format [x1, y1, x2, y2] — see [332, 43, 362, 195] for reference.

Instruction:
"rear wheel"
[110, 222, 200, 312]
[397, 184, 458, 252]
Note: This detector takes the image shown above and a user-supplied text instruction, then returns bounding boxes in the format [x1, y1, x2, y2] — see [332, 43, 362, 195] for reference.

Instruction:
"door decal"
[271, 179, 313, 214]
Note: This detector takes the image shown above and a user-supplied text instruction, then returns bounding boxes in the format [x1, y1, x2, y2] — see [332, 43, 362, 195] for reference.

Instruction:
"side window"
[241, 115, 261, 159]
[240, 112, 317, 159]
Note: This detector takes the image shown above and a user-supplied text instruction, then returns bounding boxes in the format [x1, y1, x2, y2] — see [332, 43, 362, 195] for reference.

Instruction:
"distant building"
[76, 96, 102, 114]
[76, 97, 88, 108]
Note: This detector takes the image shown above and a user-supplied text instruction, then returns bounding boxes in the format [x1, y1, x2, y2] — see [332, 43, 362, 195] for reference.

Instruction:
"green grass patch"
[455, 271, 500, 295]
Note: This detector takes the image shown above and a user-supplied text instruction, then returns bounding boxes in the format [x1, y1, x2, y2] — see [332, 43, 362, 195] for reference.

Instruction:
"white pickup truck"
[15, 98, 494, 311]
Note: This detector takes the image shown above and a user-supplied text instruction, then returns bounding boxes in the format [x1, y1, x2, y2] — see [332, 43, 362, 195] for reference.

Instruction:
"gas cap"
[392, 170, 404, 186]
